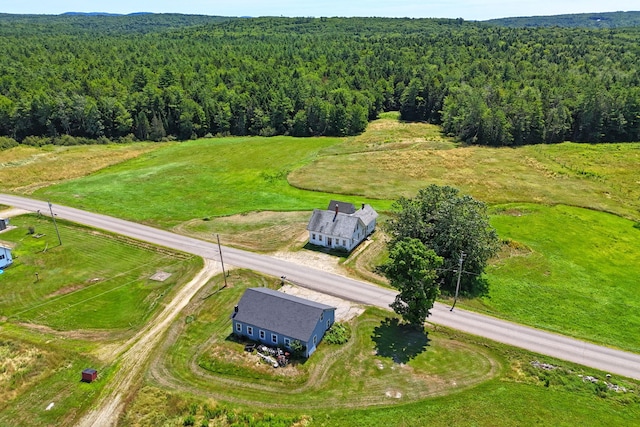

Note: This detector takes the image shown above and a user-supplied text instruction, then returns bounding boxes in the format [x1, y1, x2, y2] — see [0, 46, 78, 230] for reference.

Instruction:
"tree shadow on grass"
[371, 317, 430, 364]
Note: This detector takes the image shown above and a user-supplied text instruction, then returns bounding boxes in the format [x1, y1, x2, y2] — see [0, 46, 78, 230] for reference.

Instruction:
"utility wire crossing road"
[1, 194, 639, 380]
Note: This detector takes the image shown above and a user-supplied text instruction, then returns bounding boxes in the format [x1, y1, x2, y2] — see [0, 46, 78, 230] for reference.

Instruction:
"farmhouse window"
[319, 235, 322, 241]
[312, 233, 316, 240]
[259, 330, 265, 340]
[271, 333, 278, 344]
[235, 323, 242, 332]
[0, 255, 4, 260]
[343, 240, 346, 246]
[284, 338, 291, 347]
[320, 312, 324, 321]
[247, 326, 253, 336]
[313, 335, 317, 345]
[327, 320, 331, 329]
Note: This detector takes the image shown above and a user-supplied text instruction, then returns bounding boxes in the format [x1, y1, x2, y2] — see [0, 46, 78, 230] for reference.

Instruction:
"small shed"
[0, 246, 12, 269]
[0, 218, 7, 231]
[81, 368, 98, 383]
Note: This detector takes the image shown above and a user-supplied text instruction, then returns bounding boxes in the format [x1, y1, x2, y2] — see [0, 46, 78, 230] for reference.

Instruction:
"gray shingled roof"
[354, 204, 378, 225]
[306, 209, 361, 238]
[232, 288, 335, 342]
[307, 204, 378, 238]
[327, 200, 356, 214]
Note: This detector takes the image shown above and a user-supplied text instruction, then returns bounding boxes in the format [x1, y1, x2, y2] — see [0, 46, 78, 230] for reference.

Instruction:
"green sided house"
[231, 287, 336, 358]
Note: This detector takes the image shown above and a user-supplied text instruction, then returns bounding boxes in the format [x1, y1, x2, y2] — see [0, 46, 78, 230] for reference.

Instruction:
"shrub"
[183, 414, 195, 426]
[324, 323, 351, 345]
[0, 136, 18, 150]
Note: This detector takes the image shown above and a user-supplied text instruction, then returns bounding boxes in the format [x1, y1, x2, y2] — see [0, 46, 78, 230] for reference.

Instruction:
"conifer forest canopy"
[1, 14, 639, 146]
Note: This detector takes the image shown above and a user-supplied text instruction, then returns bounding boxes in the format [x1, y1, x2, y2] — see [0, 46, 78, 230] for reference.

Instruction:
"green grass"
[0, 214, 201, 331]
[135, 274, 640, 426]
[461, 204, 640, 352]
[153, 270, 497, 409]
[35, 136, 389, 228]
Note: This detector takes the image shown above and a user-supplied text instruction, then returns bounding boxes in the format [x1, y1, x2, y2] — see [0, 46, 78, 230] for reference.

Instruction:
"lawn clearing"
[0, 214, 201, 332]
[34, 136, 387, 229]
[468, 204, 640, 352]
[139, 269, 640, 426]
[149, 270, 499, 410]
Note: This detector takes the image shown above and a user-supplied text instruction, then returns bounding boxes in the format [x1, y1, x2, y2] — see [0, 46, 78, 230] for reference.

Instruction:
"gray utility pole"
[450, 251, 466, 312]
[48, 201, 62, 246]
[217, 234, 228, 290]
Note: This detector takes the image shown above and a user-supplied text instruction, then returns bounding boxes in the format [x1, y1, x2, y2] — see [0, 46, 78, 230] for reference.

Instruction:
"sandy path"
[76, 259, 221, 427]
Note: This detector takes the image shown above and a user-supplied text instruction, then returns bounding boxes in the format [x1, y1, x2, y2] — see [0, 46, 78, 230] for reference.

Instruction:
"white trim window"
[271, 333, 278, 344]
[284, 338, 291, 348]
[235, 323, 242, 332]
[313, 335, 317, 345]
[259, 330, 265, 340]
[247, 326, 253, 336]
[327, 320, 331, 329]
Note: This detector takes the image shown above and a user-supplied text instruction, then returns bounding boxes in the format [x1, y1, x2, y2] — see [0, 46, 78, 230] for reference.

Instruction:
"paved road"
[2, 193, 639, 380]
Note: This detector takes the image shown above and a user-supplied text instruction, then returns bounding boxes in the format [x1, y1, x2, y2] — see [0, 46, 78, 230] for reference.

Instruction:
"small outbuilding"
[0, 218, 8, 231]
[231, 287, 336, 358]
[81, 368, 98, 383]
[0, 246, 12, 269]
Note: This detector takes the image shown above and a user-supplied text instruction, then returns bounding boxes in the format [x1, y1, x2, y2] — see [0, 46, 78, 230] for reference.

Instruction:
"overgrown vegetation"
[323, 323, 350, 345]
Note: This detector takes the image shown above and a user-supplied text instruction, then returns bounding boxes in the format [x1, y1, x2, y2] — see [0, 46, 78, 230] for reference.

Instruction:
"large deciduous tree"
[386, 185, 500, 297]
[382, 238, 443, 329]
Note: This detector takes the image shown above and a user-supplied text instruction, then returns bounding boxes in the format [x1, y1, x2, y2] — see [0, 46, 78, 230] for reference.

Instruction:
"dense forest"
[487, 11, 640, 28]
[0, 14, 639, 147]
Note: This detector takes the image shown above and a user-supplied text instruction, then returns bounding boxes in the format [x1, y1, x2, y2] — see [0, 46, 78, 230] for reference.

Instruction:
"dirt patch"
[150, 271, 172, 282]
[0, 208, 30, 218]
[279, 284, 364, 322]
[48, 284, 85, 297]
[271, 250, 343, 275]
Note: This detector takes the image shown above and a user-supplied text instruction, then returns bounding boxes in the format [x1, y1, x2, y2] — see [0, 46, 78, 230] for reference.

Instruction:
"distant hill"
[486, 11, 640, 28]
[0, 13, 233, 35]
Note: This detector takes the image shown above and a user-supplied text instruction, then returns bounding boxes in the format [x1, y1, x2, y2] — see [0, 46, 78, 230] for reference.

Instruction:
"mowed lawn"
[34, 136, 388, 228]
[0, 214, 200, 331]
[481, 204, 640, 352]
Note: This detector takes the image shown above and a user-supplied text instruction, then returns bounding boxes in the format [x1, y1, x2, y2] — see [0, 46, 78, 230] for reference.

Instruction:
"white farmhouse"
[306, 200, 378, 252]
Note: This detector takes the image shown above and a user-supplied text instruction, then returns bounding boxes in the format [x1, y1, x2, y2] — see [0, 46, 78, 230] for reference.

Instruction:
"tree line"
[0, 15, 639, 146]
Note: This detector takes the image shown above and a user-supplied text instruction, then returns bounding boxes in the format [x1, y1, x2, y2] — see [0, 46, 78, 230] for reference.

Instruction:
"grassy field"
[30, 136, 387, 228]
[478, 204, 640, 352]
[0, 214, 201, 426]
[127, 270, 640, 427]
[0, 143, 157, 194]
[0, 214, 200, 332]
[2, 117, 639, 353]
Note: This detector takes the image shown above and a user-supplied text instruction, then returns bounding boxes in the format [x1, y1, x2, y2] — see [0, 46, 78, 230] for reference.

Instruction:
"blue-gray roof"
[232, 288, 335, 342]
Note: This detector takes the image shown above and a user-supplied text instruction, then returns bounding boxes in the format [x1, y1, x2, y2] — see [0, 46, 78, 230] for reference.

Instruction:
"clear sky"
[1, 1, 638, 21]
